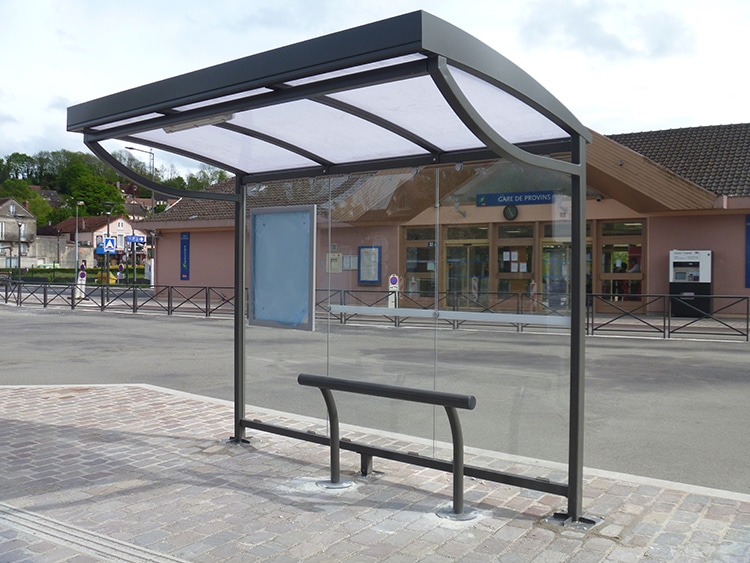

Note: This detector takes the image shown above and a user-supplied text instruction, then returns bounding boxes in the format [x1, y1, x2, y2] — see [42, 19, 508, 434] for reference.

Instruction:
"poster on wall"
[358, 246, 381, 284]
[249, 205, 316, 331]
[180, 232, 190, 280]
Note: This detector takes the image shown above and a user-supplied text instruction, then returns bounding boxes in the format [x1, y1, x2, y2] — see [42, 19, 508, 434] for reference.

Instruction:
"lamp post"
[102, 201, 115, 298]
[125, 146, 155, 215]
[16, 219, 23, 283]
[126, 146, 156, 288]
[74, 201, 84, 272]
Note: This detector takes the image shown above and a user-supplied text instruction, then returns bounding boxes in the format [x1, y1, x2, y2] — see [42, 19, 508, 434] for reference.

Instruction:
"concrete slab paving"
[1, 384, 748, 562]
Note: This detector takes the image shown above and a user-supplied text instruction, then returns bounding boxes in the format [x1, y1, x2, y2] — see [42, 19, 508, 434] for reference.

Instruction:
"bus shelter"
[68, 11, 591, 522]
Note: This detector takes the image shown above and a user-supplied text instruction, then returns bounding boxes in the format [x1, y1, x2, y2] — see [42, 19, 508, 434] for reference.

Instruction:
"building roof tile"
[608, 123, 750, 197]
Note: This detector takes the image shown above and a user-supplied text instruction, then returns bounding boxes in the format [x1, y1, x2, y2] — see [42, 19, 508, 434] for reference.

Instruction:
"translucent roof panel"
[68, 10, 590, 189]
[174, 88, 273, 112]
[229, 100, 430, 163]
[132, 127, 319, 173]
[447, 65, 569, 144]
[285, 54, 427, 87]
[328, 76, 484, 152]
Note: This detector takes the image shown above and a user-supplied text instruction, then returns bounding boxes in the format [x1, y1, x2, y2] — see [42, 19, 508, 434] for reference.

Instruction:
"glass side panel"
[245, 159, 576, 475]
[436, 162, 571, 461]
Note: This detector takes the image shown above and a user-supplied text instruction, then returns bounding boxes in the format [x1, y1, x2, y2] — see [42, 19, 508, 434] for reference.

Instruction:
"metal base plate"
[545, 512, 602, 531]
[436, 506, 478, 521]
[316, 478, 354, 490]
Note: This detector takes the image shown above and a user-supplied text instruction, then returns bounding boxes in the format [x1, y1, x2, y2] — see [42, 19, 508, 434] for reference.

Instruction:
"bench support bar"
[240, 418, 569, 501]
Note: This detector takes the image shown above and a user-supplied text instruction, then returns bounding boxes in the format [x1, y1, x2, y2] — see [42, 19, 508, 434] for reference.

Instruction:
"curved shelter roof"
[66, 10, 590, 522]
[67, 10, 590, 201]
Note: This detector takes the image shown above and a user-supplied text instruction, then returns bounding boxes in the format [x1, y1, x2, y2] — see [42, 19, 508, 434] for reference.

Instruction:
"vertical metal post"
[568, 133, 587, 521]
[233, 177, 247, 443]
[444, 406, 464, 515]
[320, 388, 340, 483]
[132, 272, 138, 313]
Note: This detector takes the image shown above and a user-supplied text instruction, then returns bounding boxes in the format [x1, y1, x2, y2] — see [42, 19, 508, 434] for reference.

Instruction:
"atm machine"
[669, 250, 712, 317]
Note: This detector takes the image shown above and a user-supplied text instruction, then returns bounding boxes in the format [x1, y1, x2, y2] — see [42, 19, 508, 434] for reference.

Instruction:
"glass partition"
[245, 160, 574, 465]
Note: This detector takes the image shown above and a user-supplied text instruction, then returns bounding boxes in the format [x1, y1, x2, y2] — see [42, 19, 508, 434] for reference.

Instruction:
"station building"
[142, 123, 750, 314]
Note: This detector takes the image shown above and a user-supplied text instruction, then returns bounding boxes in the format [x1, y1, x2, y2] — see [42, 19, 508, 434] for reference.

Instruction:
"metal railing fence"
[3, 280, 748, 340]
[2, 280, 234, 318]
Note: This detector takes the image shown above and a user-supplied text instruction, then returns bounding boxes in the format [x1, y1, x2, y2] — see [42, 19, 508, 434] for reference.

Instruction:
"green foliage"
[0, 178, 54, 225]
[186, 165, 229, 190]
[1, 148, 229, 224]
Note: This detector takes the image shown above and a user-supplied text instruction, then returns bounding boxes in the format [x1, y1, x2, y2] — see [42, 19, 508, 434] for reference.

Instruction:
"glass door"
[542, 244, 570, 309]
[447, 244, 489, 305]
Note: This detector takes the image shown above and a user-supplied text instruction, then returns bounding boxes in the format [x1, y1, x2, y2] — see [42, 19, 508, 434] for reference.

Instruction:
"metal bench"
[297, 373, 476, 518]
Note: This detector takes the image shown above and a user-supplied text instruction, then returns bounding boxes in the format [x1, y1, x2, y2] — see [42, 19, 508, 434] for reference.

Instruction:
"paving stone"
[1, 384, 750, 562]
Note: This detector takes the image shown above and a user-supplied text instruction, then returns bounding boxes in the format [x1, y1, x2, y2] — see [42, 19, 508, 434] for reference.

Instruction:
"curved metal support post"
[430, 56, 583, 176]
[84, 139, 242, 202]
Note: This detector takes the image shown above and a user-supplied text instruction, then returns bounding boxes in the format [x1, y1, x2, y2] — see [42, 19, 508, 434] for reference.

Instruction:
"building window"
[498, 224, 534, 239]
[447, 225, 489, 240]
[602, 221, 643, 236]
[405, 227, 437, 298]
[406, 228, 435, 241]
[117, 234, 125, 249]
[600, 221, 644, 302]
[497, 223, 534, 295]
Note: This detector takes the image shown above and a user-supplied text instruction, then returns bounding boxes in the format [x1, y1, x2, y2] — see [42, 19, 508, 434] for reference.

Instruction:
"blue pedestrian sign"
[103, 237, 116, 253]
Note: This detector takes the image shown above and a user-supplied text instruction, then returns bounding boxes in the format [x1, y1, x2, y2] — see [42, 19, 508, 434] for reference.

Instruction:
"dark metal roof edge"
[67, 11, 429, 131]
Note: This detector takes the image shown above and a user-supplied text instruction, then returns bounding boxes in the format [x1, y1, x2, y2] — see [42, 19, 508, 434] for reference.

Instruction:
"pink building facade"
[144, 124, 750, 314]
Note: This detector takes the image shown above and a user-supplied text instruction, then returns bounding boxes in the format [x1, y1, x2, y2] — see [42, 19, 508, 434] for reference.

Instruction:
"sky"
[2, 0, 749, 174]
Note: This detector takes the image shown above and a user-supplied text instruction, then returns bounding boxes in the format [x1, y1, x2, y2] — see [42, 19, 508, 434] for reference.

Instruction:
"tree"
[1, 152, 35, 181]
[186, 164, 229, 190]
[67, 166, 125, 216]
[0, 178, 54, 225]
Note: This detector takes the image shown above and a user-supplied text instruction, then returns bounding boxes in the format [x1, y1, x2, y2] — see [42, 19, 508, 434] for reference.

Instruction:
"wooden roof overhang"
[588, 131, 716, 213]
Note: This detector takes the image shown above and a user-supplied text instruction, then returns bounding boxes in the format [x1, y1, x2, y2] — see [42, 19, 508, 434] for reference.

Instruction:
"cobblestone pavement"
[1, 385, 748, 562]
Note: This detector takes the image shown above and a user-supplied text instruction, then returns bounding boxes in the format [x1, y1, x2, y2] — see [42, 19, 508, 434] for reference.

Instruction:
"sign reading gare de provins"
[476, 191, 554, 207]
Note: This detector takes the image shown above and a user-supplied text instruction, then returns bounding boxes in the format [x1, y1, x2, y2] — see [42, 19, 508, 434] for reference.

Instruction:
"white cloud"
[1, 0, 748, 164]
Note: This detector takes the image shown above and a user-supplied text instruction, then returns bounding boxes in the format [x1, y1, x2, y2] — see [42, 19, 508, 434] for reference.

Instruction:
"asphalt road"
[2, 305, 748, 494]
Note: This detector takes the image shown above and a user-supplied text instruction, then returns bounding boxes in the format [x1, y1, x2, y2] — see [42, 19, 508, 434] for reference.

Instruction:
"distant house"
[54, 214, 149, 268]
[29, 185, 64, 208]
[0, 198, 37, 270]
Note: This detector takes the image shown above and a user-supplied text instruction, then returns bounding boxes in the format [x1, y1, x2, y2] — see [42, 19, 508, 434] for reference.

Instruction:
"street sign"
[103, 237, 116, 252]
[125, 235, 146, 243]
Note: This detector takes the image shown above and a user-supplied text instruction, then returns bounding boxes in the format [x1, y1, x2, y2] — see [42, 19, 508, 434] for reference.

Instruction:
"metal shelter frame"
[67, 11, 591, 521]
